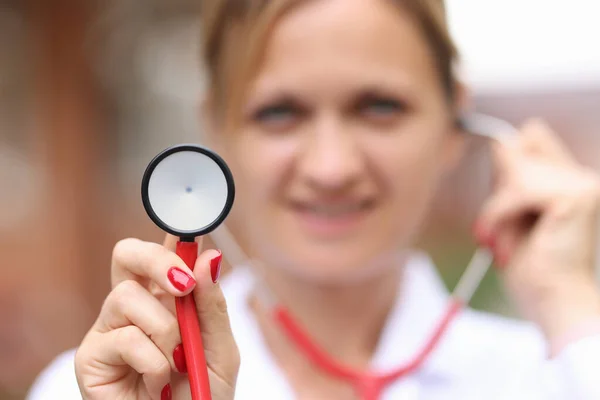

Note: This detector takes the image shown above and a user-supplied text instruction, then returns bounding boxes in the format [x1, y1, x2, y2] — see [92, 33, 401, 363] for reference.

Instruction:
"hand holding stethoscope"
[75, 147, 240, 400]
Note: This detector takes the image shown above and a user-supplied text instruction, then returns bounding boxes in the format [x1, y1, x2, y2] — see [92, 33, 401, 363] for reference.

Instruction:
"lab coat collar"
[222, 252, 455, 398]
[371, 252, 451, 370]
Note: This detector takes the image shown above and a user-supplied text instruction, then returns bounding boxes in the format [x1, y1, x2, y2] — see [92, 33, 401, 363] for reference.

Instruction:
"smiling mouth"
[291, 199, 375, 216]
[288, 198, 377, 235]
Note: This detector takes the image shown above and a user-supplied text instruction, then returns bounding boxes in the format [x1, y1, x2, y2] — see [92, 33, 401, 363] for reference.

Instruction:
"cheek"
[371, 131, 451, 231]
[226, 133, 295, 209]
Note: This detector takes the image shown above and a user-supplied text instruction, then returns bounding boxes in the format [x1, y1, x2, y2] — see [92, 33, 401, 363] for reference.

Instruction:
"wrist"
[548, 317, 600, 357]
[534, 279, 600, 350]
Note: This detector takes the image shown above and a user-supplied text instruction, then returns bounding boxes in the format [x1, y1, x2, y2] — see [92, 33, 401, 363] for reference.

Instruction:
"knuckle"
[116, 325, 143, 348]
[148, 357, 171, 380]
[109, 280, 141, 309]
[152, 316, 179, 343]
[581, 173, 600, 199]
[147, 241, 179, 270]
[564, 171, 600, 207]
[73, 334, 102, 393]
[74, 344, 89, 371]
[112, 238, 139, 264]
[214, 294, 229, 316]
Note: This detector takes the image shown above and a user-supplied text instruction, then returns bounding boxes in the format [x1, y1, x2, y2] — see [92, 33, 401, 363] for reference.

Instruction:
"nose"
[297, 115, 363, 191]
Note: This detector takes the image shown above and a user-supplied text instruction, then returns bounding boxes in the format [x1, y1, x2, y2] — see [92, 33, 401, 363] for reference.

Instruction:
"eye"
[251, 101, 304, 132]
[355, 94, 407, 122]
[254, 104, 294, 121]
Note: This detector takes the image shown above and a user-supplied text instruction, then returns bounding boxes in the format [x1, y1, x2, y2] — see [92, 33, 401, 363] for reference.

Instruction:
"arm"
[475, 119, 600, 399]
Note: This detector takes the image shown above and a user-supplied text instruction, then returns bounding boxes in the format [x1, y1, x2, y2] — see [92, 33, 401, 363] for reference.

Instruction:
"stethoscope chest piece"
[141, 144, 235, 238]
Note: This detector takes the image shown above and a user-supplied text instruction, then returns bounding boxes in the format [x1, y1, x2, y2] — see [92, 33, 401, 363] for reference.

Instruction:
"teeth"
[307, 204, 363, 216]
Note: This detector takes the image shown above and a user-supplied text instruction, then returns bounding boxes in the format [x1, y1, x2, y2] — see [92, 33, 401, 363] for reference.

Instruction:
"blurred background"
[0, 0, 598, 398]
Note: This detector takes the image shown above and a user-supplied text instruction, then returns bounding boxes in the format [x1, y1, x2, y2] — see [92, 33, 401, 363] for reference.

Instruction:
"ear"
[453, 80, 473, 124]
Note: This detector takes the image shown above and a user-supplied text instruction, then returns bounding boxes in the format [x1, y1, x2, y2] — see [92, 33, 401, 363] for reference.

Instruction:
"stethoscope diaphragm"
[141, 144, 235, 239]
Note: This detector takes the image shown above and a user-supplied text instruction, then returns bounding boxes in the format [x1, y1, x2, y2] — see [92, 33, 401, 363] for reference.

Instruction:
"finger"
[93, 280, 186, 373]
[192, 248, 240, 388]
[478, 187, 543, 241]
[489, 135, 523, 186]
[478, 188, 541, 270]
[111, 238, 197, 296]
[519, 119, 576, 165]
[145, 234, 204, 299]
[492, 213, 537, 269]
[490, 120, 575, 185]
[85, 327, 171, 399]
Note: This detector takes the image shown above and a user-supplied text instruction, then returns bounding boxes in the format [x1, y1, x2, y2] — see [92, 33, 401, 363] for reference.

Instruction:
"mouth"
[288, 198, 377, 237]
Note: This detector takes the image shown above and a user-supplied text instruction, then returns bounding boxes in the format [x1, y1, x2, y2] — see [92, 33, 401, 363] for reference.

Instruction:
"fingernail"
[210, 251, 222, 283]
[472, 220, 494, 248]
[161, 384, 172, 400]
[167, 267, 196, 292]
[173, 344, 187, 373]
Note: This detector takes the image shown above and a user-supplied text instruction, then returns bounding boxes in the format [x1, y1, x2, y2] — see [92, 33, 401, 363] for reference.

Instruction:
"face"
[211, 0, 463, 283]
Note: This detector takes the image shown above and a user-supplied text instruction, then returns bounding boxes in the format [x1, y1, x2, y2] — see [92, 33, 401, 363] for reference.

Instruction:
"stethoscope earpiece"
[459, 113, 518, 141]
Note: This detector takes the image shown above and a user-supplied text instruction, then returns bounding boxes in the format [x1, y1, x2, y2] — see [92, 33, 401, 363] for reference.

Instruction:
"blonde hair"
[200, 0, 458, 124]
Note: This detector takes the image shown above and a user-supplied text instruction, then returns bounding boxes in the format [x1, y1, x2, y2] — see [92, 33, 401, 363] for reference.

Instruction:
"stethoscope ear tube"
[458, 112, 519, 141]
[451, 112, 519, 302]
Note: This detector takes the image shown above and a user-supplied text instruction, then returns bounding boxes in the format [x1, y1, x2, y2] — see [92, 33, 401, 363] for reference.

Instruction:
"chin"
[271, 237, 402, 285]
[246, 208, 415, 284]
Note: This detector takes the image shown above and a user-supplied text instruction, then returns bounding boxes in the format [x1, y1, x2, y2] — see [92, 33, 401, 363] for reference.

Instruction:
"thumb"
[519, 119, 576, 165]
[490, 135, 522, 185]
[191, 248, 240, 389]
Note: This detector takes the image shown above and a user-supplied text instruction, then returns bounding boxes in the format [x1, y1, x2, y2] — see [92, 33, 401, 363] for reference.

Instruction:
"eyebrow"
[244, 70, 420, 110]
[242, 91, 300, 116]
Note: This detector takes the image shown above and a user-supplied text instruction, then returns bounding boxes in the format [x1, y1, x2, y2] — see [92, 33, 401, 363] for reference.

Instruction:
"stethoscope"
[141, 113, 517, 400]
[141, 145, 236, 400]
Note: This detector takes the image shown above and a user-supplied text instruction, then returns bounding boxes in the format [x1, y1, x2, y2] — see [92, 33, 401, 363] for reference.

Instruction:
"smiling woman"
[28, 0, 600, 399]
[207, 0, 465, 284]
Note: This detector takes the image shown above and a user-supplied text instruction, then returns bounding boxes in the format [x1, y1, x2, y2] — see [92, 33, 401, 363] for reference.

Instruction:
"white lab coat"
[27, 253, 600, 399]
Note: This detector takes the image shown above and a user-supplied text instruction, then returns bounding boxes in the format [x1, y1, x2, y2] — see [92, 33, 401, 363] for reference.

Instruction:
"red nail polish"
[472, 220, 487, 245]
[487, 234, 497, 251]
[167, 267, 196, 292]
[210, 251, 222, 283]
[161, 384, 172, 400]
[173, 344, 187, 373]
[473, 220, 494, 248]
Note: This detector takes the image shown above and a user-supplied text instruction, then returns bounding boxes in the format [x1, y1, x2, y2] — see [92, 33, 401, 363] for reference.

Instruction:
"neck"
[251, 260, 404, 368]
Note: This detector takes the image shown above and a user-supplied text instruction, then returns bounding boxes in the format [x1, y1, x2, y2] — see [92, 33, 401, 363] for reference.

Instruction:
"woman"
[28, 0, 600, 399]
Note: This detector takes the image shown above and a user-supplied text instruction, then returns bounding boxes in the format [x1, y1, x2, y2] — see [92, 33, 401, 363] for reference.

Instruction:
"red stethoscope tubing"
[273, 299, 465, 400]
[176, 241, 212, 400]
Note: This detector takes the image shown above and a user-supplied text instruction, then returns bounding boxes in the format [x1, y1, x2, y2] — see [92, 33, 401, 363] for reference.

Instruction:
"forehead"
[248, 0, 442, 98]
